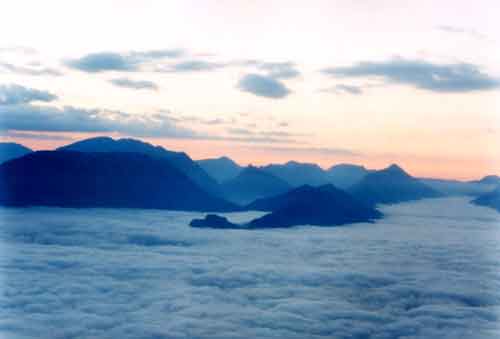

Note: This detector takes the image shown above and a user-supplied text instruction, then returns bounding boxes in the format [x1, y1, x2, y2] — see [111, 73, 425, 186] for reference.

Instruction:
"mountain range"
[191, 184, 382, 229]
[221, 165, 291, 204]
[0, 137, 498, 219]
[59, 137, 221, 196]
[0, 150, 236, 211]
[349, 164, 442, 206]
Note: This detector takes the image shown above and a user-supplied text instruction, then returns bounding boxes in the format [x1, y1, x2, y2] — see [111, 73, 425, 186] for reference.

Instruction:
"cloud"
[237, 74, 291, 98]
[256, 145, 360, 157]
[227, 128, 254, 135]
[0, 131, 73, 141]
[255, 61, 300, 79]
[0, 103, 198, 139]
[66, 49, 183, 73]
[1, 197, 499, 338]
[321, 84, 363, 95]
[436, 25, 487, 40]
[0, 84, 58, 105]
[109, 78, 159, 91]
[159, 60, 226, 73]
[0, 62, 62, 76]
[322, 58, 500, 93]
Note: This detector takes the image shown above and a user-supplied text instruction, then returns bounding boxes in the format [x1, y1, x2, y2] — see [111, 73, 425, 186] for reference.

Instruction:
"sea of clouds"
[0, 197, 499, 339]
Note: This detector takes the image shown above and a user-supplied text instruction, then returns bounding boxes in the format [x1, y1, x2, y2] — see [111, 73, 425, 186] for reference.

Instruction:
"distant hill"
[260, 161, 330, 187]
[419, 177, 496, 196]
[470, 175, 500, 185]
[221, 165, 291, 204]
[191, 184, 381, 229]
[0, 151, 237, 211]
[472, 188, 500, 212]
[58, 137, 221, 196]
[197, 156, 242, 183]
[0, 142, 32, 164]
[349, 164, 441, 206]
[326, 164, 369, 189]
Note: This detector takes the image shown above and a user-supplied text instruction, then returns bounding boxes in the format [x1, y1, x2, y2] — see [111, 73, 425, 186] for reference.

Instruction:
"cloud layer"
[109, 78, 158, 91]
[0, 84, 57, 105]
[0, 197, 499, 338]
[237, 74, 291, 98]
[322, 58, 499, 93]
[66, 49, 183, 73]
[0, 104, 196, 138]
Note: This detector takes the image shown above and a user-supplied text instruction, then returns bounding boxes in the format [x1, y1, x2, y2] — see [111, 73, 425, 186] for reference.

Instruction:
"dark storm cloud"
[237, 74, 291, 98]
[0, 84, 58, 105]
[322, 58, 499, 93]
[109, 78, 159, 91]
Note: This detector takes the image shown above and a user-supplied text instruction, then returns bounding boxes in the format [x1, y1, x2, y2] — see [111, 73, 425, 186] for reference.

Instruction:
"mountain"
[0, 151, 237, 211]
[190, 214, 240, 229]
[197, 156, 242, 183]
[349, 164, 441, 206]
[471, 175, 500, 185]
[191, 184, 381, 229]
[58, 137, 221, 196]
[260, 161, 330, 187]
[326, 164, 369, 189]
[0, 142, 32, 164]
[472, 188, 500, 212]
[419, 178, 496, 196]
[221, 165, 291, 204]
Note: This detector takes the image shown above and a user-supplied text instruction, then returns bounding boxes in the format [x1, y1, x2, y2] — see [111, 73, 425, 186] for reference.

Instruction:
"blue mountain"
[0, 142, 33, 164]
[58, 136, 221, 196]
[0, 151, 237, 211]
[191, 184, 381, 229]
[260, 161, 331, 187]
[349, 164, 441, 206]
[197, 156, 242, 183]
[221, 165, 291, 204]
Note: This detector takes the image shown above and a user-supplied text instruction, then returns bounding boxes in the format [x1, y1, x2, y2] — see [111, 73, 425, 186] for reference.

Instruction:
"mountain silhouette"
[190, 214, 240, 229]
[197, 156, 242, 183]
[472, 187, 500, 212]
[349, 164, 441, 206]
[221, 165, 291, 204]
[0, 142, 33, 164]
[326, 164, 369, 189]
[419, 177, 497, 196]
[471, 175, 500, 185]
[191, 184, 381, 229]
[260, 161, 330, 187]
[58, 137, 221, 196]
[0, 151, 237, 211]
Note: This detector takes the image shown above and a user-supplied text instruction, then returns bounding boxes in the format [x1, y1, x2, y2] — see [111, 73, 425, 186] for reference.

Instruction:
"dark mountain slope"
[191, 184, 381, 229]
[0, 151, 237, 211]
[197, 156, 242, 183]
[326, 164, 369, 189]
[349, 164, 441, 206]
[221, 166, 291, 204]
[472, 188, 500, 212]
[260, 161, 330, 187]
[0, 142, 33, 164]
[58, 137, 221, 196]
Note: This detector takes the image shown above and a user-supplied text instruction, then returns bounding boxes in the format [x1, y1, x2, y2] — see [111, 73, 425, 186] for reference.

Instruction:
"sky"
[0, 0, 499, 179]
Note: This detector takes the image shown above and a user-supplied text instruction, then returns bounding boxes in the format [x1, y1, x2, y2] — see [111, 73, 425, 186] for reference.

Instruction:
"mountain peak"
[386, 164, 405, 172]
